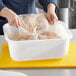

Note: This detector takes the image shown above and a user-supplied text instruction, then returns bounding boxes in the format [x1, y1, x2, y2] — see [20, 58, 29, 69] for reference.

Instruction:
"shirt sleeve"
[39, 0, 58, 12]
[0, 0, 6, 10]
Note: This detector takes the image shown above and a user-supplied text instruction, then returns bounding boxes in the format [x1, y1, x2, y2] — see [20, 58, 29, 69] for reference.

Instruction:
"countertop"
[0, 29, 76, 76]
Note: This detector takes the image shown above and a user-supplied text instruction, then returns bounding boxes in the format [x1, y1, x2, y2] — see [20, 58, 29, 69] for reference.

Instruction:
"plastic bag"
[3, 13, 69, 41]
[18, 14, 38, 40]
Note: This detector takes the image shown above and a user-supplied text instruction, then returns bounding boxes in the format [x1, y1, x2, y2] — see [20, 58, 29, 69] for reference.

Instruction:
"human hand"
[0, 7, 21, 27]
[46, 3, 58, 24]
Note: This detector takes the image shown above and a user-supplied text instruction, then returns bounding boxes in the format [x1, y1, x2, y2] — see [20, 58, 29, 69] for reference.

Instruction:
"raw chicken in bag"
[3, 13, 69, 41]
[18, 14, 39, 40]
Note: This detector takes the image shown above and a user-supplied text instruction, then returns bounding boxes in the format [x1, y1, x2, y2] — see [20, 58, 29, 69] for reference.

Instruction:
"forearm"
[0, 7, 21, 27]
[0, 7, 16, 19]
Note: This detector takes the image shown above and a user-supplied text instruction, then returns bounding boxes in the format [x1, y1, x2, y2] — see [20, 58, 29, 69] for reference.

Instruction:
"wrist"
[47, 3, 56, 13]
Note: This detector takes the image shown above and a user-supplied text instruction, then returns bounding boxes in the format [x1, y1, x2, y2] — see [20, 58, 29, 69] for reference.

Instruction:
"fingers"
[46, 13, 58, 25]
[9, 20, 14, 26]
[46, 14, 52, 24]
[51, 15, 58, 24]
[50, 15, 54, 24]
[18, 17, 22, 27]
[13, 17, 22, 28]
[46, 14, 54, 24]
[8, 17, 21, 28]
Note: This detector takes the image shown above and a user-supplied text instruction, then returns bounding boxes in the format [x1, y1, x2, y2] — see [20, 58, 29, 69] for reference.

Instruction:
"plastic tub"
[3, 21, 72, 61]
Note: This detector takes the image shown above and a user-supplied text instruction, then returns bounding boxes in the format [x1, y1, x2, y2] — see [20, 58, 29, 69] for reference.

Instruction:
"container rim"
[3, 21, 73, 43]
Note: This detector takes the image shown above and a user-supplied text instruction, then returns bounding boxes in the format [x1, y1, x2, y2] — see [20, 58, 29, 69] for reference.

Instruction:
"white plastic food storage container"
[3, 21, 72, 61]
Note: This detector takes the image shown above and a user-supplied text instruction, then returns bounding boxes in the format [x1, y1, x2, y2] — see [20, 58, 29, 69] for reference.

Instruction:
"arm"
[39, 0, 57, 12]
[39, 0, 58, 24]
[0, 0, 21, 27]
